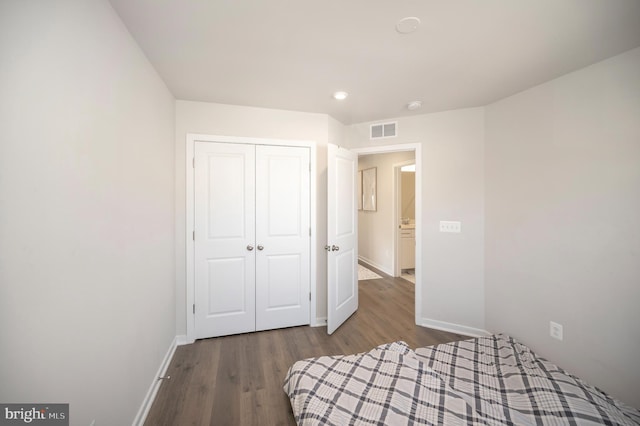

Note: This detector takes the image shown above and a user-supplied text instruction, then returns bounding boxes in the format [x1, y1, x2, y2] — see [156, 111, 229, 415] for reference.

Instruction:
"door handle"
[257, 245, 264, 251]
[331, 245, 340, 251]
[247, 245, 254, 251]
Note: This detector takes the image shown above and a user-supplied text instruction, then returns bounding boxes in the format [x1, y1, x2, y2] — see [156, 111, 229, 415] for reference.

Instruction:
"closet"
[193, 141, 310, 339]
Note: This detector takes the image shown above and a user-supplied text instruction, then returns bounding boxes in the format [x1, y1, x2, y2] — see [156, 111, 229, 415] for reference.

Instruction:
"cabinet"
[194, 142, 310, 338]
[400, 228, 415, 269]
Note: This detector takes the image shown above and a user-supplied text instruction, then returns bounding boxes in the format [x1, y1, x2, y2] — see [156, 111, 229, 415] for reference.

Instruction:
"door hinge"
[192, 157, 195, 168]
[309, 162, 311, 172]
[309, 292, 311, 301]
[192, 231, 195, 241]
[193, 304, 195, 314]
[309, 227, 311, 237]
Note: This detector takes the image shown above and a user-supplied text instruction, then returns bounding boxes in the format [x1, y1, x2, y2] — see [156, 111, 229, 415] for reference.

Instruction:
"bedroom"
[1, 1, 638, 425]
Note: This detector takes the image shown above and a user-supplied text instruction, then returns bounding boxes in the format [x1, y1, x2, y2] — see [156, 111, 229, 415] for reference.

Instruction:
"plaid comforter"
[283, 335, 640, 425]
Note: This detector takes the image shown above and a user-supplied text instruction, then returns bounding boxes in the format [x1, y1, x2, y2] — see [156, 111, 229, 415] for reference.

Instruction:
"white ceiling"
[109, 0, 640, 125]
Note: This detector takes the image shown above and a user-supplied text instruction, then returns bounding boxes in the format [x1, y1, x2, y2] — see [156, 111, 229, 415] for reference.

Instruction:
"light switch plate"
[550, 321, 563, 341]
[439, 221, 461, 233]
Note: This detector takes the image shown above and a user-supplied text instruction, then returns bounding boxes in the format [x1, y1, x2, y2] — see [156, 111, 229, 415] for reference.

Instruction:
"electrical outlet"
[439, 221, 461, 233]
[550, 321, 563, 341]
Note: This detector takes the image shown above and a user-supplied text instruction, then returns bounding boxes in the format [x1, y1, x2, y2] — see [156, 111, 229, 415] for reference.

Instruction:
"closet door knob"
[257, 245, 264, 251]
[331, 245, 340, 251]
[247, 245, 254, 251]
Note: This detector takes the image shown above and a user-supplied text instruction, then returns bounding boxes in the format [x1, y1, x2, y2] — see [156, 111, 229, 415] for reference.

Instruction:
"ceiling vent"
[370, 122, 397, 140]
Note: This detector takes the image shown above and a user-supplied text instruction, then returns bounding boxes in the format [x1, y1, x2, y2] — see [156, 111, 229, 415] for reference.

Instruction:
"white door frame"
[185, 133, 317, 343]
[351, 143, 422, 325]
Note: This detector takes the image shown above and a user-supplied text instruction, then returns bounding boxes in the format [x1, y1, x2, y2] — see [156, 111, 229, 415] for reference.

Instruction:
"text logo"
[1, 404, 68, 426]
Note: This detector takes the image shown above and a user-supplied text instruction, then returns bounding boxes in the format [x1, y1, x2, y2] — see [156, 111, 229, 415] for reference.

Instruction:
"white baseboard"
[358, 256, 393, 276]
[312, 317, 327, 327]
[420, 318, 491, 338]
[132, 335, 179, 426]
[175, 334, 191, 346]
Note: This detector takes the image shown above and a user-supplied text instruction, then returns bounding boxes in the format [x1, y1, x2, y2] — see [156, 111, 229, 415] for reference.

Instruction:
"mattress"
[283, 335, 640, 425]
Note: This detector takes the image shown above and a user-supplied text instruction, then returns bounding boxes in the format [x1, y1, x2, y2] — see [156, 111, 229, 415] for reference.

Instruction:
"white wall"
[358, 152, 415, 274]
[0, 1, 176, 425]
[175, 101, 332, 330]
[485, 47, 640, 408]
[346, 108, 486, 334]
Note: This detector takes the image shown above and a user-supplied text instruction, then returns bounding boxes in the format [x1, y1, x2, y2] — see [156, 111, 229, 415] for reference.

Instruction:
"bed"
[283, 334, 640, 425]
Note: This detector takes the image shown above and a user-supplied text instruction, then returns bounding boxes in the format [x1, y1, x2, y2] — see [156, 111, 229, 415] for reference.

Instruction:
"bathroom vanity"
[399, 223, 415, 270]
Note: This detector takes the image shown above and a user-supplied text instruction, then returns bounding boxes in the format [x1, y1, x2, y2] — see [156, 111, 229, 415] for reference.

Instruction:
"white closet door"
[255, 145, 310, 331]
[194, 142, 256, 339]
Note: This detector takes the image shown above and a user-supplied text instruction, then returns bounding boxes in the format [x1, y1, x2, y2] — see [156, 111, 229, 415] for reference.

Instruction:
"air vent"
[370, 122, 397, 140]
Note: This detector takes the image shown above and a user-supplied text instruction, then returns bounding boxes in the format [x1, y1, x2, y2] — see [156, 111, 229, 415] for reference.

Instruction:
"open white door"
[327, 144, 358, 334]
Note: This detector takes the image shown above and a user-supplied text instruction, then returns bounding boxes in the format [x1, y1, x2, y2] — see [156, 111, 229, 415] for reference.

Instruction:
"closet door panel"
[194, 142, 256, 338]
[255, 145, 310, 331]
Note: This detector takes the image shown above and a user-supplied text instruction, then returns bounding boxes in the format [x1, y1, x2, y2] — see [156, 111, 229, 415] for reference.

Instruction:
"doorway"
[395, 161, 416, 283]
[352, 143, 423, 326]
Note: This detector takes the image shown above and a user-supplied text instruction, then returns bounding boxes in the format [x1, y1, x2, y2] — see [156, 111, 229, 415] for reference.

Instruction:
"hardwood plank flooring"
[145, 264, 468, 425]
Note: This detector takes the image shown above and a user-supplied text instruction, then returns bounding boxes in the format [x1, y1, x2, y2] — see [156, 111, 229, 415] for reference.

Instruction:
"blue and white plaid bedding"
[283, 335, 640, 425]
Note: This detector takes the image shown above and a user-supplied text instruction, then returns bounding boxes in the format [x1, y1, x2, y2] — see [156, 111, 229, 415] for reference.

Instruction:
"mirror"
[362, 167, 377, 211]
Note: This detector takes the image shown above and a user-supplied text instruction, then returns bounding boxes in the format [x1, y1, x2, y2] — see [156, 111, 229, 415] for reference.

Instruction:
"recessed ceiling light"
[396, 17, 421, 34]
[333, 91, 348, 100]
[407, 100, 423, 111]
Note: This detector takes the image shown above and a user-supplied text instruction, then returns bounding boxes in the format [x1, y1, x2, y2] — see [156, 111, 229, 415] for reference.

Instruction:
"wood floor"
[144, 264, 467, 426]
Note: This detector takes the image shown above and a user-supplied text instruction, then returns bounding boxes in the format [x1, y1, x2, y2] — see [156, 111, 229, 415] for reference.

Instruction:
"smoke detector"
[407, 101, 423, 111]
[396, 17, 421, 34]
